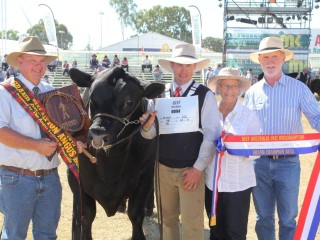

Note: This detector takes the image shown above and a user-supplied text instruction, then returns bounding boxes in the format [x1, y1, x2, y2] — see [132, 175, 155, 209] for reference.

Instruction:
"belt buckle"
[273, 155, 279, 160]
[34, 170, 42, 177]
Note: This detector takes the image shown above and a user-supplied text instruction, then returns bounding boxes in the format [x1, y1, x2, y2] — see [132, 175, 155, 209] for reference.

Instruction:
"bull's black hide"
[68, 67, 165, 240]
[286, 72, 320, 95]
[307, 78, 320, 96]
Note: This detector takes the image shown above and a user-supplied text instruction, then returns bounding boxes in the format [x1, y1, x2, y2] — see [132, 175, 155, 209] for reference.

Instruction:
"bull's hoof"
[145, 208, 153, 217]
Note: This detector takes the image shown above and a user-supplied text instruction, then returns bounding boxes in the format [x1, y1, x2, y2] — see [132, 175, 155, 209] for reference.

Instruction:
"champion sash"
[211, 133, 320, 239]
[2, 80, 80, 182]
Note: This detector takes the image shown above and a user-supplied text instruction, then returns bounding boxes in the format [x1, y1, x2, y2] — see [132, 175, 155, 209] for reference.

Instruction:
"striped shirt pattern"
[244, 74, 320, 134]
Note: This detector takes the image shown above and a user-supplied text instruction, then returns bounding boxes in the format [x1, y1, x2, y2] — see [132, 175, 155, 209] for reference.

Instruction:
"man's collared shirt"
[244, 73, 320, 134]
[0, 76, 60, 170]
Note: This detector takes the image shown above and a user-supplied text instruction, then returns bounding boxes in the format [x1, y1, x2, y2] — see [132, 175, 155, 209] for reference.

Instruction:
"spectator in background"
[0, 68, 5, 82]
[95, 65, 105, 74]
[112, 55, 120, 67]
[213, 64, 222, 76]
[121, 57, 129, 72]
[6, 65, 19, 78]
[42, 75, 50, 84]
[47, 60, 57, 72]
[142, 55, 152, 73]
[71, 60, 78, 69]
[246, 68, 258, 85]
[246, 68, 253, 79]
[90, 54, 99, 70]
[205, 66, 214, 85]
[62, 61, 70, 76]
[2, 54, 8, 71]
[102, 55, 111, 68]
[152, 64, 163, 82]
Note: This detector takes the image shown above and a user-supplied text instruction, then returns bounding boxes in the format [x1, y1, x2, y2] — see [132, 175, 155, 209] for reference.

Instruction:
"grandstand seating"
[48, 65, 205, 88]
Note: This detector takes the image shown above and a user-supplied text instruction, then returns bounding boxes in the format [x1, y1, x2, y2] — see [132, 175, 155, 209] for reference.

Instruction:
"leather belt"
[264, 155, 297, 160]
[0, 165, 57, 177]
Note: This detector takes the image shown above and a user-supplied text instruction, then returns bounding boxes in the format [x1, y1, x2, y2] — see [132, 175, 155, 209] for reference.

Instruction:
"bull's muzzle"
[91, 139, 104, 149]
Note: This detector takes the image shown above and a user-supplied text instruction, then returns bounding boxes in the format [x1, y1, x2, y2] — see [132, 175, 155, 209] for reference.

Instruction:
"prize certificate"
[155, 96, 199, 134]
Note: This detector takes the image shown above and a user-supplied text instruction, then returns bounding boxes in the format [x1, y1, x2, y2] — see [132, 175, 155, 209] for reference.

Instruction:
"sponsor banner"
[41, 8, 58, 47]
[225, 28, 311, 75]
[189, 6, 202, 50]
[310, 29, 320, 54]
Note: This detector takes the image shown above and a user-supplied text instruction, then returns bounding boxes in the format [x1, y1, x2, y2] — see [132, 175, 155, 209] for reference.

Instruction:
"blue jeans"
[0, 168, 62, 240]
[253, 156, 300, 240]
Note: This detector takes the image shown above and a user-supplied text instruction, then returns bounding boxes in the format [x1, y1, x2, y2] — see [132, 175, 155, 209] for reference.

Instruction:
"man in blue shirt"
[244, 36, 320, 240]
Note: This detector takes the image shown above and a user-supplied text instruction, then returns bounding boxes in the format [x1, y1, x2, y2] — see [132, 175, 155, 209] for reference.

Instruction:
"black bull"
[68, 67, 165, 240]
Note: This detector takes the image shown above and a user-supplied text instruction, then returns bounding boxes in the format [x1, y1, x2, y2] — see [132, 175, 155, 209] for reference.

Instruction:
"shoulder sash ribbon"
[1, 79, 80, 182]
[211, 133, 320, 240]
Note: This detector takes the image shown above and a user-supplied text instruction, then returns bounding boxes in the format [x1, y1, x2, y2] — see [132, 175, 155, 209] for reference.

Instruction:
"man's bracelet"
[141, 127, 150, 133]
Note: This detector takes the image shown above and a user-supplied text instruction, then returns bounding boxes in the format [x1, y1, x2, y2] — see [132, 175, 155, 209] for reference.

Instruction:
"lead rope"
[154, 116, 163, 240]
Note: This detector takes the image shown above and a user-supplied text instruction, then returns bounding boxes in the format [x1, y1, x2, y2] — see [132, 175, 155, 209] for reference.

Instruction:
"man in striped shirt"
[244, 36, 320, 240]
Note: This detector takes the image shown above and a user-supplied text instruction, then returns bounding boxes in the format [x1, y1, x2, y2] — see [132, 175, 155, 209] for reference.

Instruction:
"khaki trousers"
[158, 163, 205, 240]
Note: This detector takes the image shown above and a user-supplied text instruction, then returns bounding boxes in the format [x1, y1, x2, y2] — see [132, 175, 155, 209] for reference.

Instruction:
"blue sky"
[3, 0, 320, 50]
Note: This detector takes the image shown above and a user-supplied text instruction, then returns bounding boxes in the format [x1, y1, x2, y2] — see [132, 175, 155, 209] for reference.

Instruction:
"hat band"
[259, 47, 282, 52]
[25, 49, 47, 54]
[175, 54, 197, 59]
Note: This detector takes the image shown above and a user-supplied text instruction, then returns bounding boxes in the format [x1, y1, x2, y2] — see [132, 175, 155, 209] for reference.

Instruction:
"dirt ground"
[0, 107, 319, 239]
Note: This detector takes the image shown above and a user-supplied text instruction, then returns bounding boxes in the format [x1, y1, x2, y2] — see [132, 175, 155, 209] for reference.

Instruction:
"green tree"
[203, 37, 223, 52]
[0, 30, 20, 40]
[109, 0, 137, 40]
[27, 20, 73, 50]
[131, 6, 192, 43]
[109, 1, 192, 43]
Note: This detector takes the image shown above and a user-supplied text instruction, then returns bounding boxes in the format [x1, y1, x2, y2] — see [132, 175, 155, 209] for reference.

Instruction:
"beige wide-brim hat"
[207, 67, 251, 94]
[7, 36, 57, 69]
[249, 36, 294, 64]
[158, 43, 210, 73]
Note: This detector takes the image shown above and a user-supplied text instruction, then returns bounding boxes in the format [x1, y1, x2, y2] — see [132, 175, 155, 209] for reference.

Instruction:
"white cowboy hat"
[249, 36, 294, 64]
[207, 67, 251, 94]
[158, 43, 210, 73]
[6, 36, 57, 69]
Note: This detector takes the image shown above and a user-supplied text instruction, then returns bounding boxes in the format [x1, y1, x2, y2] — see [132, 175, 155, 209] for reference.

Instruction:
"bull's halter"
[90, 99, 148, 151]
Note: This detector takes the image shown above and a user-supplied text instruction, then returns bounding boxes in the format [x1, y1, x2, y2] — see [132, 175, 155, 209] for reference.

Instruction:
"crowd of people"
[0, 36, 319, 240]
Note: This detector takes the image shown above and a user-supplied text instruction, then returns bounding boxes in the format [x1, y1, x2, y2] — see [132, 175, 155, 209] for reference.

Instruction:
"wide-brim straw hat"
[158, 43, 210, 73]
[6, 36, 57, 69]
[207, 67, 251, 94]
[250, 36, 294, 64]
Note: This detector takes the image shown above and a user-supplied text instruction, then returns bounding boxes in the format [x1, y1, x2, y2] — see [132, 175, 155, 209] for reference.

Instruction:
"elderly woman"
[205, 67, 261, 240]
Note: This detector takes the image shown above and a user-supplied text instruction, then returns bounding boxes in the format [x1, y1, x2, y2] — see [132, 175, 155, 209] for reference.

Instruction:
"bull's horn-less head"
[69, 67, 165, 151]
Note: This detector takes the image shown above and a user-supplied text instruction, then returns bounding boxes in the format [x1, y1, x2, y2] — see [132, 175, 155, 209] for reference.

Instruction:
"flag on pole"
[189, 6, 202, 49]
[41, 8, 58, 47]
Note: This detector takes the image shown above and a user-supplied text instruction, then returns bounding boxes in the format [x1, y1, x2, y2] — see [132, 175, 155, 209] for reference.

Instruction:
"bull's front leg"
[80, 194, 96, 240]
[127, 197, 146, 240]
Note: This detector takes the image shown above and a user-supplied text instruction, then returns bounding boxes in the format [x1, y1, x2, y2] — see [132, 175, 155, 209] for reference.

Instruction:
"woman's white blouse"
[205, 98, 261, 192]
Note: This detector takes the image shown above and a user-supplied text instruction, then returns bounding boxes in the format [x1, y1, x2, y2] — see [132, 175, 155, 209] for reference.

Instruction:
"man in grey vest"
[140, 43, 221, 240]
